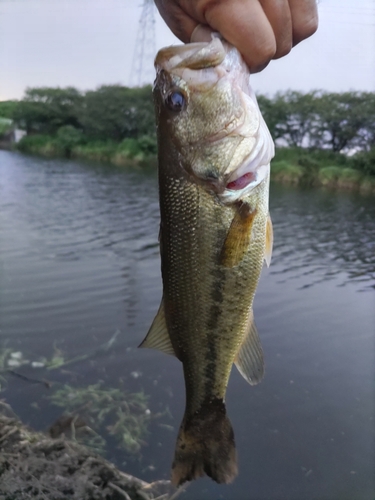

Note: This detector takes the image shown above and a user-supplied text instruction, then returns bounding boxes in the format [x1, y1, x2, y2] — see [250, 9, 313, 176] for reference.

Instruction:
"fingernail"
[190, 24, 215, 43]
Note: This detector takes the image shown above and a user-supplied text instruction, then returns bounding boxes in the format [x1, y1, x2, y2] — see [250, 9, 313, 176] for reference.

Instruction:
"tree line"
[257, 90, 375, 153]
[0, 86, 374, 165]
[0, 85, 155, 141]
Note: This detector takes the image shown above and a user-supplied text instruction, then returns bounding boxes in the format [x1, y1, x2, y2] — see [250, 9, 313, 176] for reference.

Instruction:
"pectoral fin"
[138, 299, 176, 357]
[220, 203, 257, 268]
[264, 213, 273, 268]
[234, 309, 264, 385]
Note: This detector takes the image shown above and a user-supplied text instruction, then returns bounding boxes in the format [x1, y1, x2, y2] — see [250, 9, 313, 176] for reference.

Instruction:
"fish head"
[154, 33, 275, 203]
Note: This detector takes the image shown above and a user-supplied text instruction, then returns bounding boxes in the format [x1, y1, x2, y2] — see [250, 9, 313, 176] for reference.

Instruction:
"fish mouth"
[221, 163, 270, 203]
[154, 35, 233, 93]
[192, 155, 270, 204]
[155, 37, 226, 72]
[219, 117, 272, 203]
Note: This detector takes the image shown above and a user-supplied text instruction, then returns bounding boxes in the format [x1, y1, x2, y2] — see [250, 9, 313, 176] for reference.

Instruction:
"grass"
[270, 160, 304, 185]
[318, 165, 343, 186]
[16, 134, 63, 156]
[0, 118, 13, 138]
[359, 176, 375, 193]
[72, 141, 118, 163]
[271, 148, 375, 193]
[15, 132, 157, 167]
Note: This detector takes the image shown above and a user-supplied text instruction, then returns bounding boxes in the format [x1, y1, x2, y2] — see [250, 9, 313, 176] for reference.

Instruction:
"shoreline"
[0, 412, 174, 500]
[1, 145, 374, 195]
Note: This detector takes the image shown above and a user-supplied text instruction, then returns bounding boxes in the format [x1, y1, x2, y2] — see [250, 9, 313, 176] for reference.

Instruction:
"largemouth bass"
[140, 31, 275, 486]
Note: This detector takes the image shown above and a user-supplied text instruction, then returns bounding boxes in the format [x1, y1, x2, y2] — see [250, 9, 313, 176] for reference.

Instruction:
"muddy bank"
[0, 414, 174, 500]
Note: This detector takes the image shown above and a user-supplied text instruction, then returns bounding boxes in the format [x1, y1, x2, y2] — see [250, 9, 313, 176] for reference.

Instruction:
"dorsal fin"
[220, 202, 257, 268]
[234, 309, 264, 385]
[264, 213, 273, 267]
[138, 299, 176, 357]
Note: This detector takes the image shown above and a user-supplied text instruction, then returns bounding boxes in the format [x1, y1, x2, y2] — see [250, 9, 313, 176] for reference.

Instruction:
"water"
[0, 150, 374, 499]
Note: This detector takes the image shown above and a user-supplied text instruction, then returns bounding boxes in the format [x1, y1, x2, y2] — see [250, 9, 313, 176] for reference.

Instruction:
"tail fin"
[171, 398, 238, 486]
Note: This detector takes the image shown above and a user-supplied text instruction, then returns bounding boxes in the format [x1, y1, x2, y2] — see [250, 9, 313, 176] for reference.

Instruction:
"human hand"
[154, 0, 318, 73]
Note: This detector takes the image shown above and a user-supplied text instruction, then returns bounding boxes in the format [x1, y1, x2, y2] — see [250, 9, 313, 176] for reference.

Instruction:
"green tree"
[0, 100, 19, 119]
[351, 147, 375, 176]
[312, 92, 368, 152]
[274, 91, 320, 148]
[13, 87, 83, 134]
[258, 91, 320, 147]
[79, 85, 155, 141]
[354, 92, 375, 151]
[56, 125, 84, 157]
[257, 94, 286, 141]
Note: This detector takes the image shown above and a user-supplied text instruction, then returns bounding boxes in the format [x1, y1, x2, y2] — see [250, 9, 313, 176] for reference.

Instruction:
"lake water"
[0, 150, 374, 500]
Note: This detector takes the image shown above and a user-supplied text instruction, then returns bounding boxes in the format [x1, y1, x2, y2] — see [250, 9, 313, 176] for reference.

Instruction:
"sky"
[0, 0, 374, 101]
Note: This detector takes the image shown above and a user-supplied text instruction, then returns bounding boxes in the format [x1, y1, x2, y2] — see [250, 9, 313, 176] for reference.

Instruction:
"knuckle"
[304, 14, 319, 37]
[248, 40, 276, 73]
[275, 39, 293, 59]
[258, 39, 277, 62]
[293, 14, 319, 44]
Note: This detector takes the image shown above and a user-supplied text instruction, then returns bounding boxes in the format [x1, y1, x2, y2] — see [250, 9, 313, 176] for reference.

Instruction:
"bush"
[274, 147, 349, 170]
[137, 135, 157, 156]
[350, 148, 375, 176]
[317, 166, 343, 186]
[56, 125, 84, 156]
[297, 155, 320, 170]
[71, 141, 117, 163]
[359, 177, 375, 193]
[117, 138, 142, 158]
[273, 147, 302, 163]
[111, 135, 157, 166]
[17, 134, 62, 156]
[271, 160, 303, 184]
[0, 118, 13, 139]
[337, 168, 363, 189]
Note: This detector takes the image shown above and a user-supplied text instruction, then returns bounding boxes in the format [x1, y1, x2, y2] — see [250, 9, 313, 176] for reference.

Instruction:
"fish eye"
[165, 89, 186, 112]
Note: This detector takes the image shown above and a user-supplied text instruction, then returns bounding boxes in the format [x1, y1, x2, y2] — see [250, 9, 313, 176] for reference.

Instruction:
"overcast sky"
[0, 0, 374, 100]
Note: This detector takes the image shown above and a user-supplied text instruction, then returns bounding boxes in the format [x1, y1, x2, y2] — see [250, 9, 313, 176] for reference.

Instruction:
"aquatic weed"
[48, 382, 151, 455]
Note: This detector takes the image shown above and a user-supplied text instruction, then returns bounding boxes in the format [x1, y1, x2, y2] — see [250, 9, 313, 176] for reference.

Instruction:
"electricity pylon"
[129, 0, 156, 87]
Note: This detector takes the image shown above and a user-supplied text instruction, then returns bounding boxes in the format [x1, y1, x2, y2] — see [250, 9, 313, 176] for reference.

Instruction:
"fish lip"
[154, 37, 226, 73]
[155, 43, 209, 69]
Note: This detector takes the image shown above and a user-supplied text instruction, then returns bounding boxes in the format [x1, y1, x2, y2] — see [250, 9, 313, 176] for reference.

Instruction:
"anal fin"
[234, 309, 264, 385]
[138, 299, 176, 357]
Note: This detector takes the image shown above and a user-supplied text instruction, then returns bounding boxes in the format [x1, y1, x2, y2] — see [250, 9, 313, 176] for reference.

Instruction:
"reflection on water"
[0, 150, 374, 500]
[269, 184, 375, 290]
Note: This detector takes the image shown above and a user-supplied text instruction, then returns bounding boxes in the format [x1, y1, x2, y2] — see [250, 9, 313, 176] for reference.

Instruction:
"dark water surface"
[1, 150, 374, 499]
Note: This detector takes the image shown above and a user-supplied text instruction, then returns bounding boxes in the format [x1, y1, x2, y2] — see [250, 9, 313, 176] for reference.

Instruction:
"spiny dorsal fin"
[220, 202, 257, 268]
[234, 309, 264, 385]
[138, 299, 176, 357]
[264, 213, 273, 268]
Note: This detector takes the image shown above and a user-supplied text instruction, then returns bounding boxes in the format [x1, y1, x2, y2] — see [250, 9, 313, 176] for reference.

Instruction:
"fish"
[139, 30, 275, 486]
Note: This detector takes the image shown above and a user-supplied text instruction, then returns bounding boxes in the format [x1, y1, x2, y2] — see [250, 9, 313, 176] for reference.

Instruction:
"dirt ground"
[0, 414, 174, 500]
